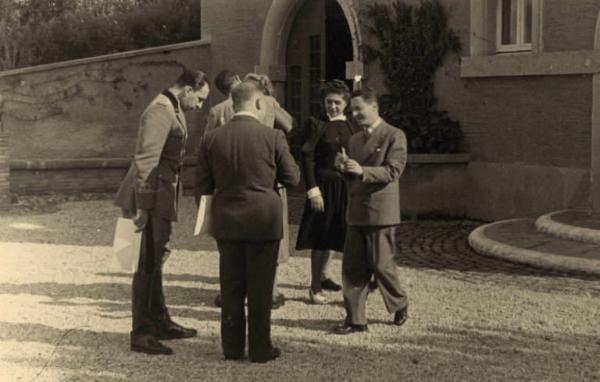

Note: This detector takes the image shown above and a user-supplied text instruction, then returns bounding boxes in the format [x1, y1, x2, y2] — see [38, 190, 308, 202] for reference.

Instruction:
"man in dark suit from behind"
[115, 69, 210, 355]
[195, 81, 300, 362]
[333, 86, 409, 335]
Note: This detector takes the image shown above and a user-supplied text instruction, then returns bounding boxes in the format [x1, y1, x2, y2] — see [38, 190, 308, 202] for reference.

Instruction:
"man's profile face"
[350, 96, 379, 127]
[181, 83, 210, 111]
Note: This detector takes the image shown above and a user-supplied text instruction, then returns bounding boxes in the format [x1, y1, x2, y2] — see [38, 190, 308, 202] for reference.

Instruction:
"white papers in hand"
[113, 217, 142, 272]
[194, 195, 213, 236]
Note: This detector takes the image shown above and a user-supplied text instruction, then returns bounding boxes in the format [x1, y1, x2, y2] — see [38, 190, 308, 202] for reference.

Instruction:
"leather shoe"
[250, 347, 281, 363]
[131, 334, 173, 355]
[321, 278, 341, 291]
[271, 293, 285, 310]
[332, 323, 369, 335]
[393, 307, 408, 326]
[156, 320, 197, 340]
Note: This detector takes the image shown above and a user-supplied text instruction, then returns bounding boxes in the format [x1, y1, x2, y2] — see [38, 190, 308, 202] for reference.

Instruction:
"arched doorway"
[257, 0, 362, 126]
[285, 0, 354, 126]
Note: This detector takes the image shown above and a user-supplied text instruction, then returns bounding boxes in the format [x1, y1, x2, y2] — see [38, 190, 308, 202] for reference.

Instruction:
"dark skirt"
[295, 177, 347, 252]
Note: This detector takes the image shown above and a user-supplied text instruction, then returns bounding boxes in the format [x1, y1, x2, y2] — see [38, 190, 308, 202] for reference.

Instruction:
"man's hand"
[345, 159, 364, 176]
[335, 148, 349, 172]
[310, 195, 325, 212]
[133, 209, 149, 233]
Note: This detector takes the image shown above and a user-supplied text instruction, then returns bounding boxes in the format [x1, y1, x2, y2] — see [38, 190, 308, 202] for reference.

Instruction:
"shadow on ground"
[0, 319, 597, 381]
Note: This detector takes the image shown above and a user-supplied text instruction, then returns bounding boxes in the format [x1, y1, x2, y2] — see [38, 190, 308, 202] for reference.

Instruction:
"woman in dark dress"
[296, 80, 359, 304]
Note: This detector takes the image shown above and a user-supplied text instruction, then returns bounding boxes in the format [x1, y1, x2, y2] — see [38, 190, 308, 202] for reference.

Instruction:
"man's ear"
[255, 97, 263, 111]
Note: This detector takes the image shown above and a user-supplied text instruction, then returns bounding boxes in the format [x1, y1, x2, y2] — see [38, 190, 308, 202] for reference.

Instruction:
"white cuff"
[307, 187, 322, 199]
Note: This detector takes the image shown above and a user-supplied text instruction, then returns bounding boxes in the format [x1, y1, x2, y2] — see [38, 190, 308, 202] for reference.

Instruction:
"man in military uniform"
[115, 69, 210, 355]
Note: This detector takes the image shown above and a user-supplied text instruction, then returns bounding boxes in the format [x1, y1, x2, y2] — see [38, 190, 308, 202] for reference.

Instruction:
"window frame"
[496, 0, 534, 53]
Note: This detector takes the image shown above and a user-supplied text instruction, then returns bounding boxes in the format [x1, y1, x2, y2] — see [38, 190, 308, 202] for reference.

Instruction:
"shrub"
[363, 0, 463, 153]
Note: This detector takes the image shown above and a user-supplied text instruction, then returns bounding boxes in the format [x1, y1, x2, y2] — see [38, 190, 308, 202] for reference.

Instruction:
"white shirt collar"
[327, 113, 347, 122]
[233, 111, 259, 120]
[366, 117, 382, 133]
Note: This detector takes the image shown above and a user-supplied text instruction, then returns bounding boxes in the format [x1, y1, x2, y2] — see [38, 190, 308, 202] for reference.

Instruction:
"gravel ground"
[0, 195, 599, 382]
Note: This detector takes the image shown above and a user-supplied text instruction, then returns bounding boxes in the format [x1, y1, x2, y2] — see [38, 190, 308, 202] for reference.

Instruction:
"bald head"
[231, 81, 262, 113]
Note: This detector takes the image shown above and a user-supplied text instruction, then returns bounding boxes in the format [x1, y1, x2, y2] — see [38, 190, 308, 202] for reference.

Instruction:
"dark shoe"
[156, 320, 197, 340]
[368, 280, 378, 293]
[224, 354, 246, 361]
[393, 307, 408, 327]
[321, 278, 342, 291]
[131, 334, 173, 355]
[332, 323, 369, 335]
[250, 347, 281, 363]
[214, 293, 222, 308]
[272, 293, 285, 310]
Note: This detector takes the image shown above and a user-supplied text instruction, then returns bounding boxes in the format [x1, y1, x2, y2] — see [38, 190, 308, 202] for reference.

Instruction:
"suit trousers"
[217, 240, 279, 359]
[131, 215, 172, 337]
[342, 225, 408, 326]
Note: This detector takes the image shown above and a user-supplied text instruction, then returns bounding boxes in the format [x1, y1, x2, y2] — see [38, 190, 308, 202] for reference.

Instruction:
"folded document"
[113, 217, 142, 272]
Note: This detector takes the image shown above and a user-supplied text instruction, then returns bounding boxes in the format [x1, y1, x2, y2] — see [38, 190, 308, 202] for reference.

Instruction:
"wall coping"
[0, 39, 211, 79]
[407, 153, 470, 164]
[461, 49, 600, 78]
[10, 154, 471, 171]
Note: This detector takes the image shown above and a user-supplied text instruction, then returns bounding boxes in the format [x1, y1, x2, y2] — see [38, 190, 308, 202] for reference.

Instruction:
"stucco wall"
[201, 0, 274, 79]
[543, 0, 600, 52]
[0, 43, 212, 162]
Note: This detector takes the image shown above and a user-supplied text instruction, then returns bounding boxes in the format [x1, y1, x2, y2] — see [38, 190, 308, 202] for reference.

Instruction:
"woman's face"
[324, 93, 347, 118]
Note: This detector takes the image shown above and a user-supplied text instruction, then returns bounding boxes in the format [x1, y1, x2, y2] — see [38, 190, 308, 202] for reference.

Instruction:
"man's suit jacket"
[195, 114, 300, 241]
[204, 98, 235, 134]
[345, 119, 407, 227]
[115, 93, 188, 222]
[205, 96, 291, 133]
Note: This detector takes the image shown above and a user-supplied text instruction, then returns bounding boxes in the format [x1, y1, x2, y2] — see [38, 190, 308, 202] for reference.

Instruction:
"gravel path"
[0, 195, 599, 381]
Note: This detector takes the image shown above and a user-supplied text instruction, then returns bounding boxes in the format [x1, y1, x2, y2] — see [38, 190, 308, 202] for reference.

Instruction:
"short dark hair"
[214, 70, 239, 96]
[351, 86, 378, 105]
[321, 79, 350, 103]
[176, 69, 209, 91]
[231, 80, 261, 111]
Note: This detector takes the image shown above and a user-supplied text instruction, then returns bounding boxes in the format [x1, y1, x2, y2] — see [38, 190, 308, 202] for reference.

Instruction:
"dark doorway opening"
[325, 0, 353, 84]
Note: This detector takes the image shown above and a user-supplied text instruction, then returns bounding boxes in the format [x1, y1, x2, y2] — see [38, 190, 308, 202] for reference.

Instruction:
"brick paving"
[393, 220, 600, 297]
[288, 194, 600, 298]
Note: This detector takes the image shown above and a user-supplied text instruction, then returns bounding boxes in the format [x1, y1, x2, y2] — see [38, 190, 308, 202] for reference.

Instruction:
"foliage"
[0, 0, 200, 71]
[363, 0, 463, 153]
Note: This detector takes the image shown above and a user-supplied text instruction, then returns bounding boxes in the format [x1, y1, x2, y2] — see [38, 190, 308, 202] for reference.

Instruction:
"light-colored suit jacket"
[205, 96, 292, 133]
[115, 93, 188, 221]
[345, 119, 407, 227]
[205, 98, 235, 134]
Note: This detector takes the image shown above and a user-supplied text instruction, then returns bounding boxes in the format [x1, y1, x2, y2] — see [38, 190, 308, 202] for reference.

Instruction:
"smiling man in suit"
[115, 69, 210, 355]
[333, 86, 409, 334]
[195, 81, 300, 362]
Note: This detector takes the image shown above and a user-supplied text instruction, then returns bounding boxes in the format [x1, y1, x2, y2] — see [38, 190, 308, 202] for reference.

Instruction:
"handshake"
[335, 148, 363, 176]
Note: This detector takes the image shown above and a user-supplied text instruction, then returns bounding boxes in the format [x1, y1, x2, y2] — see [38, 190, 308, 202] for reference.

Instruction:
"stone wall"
[0, 41, 218, 195]
[0, 42, 212, 162]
